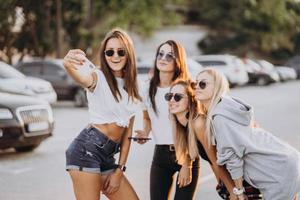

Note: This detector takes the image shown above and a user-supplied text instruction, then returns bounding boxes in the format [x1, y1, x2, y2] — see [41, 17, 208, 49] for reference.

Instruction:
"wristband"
[233, 187, 245, 196]
[117, 164, 126, 172]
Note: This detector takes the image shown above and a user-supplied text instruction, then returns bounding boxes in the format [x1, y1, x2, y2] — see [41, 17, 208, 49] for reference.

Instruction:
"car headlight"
[0, 108, 13, 119]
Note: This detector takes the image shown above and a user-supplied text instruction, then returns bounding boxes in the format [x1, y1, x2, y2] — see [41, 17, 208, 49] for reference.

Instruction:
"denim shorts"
[65, 126, 120, 174]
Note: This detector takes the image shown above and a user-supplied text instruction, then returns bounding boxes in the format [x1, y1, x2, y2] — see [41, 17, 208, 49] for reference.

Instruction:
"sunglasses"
[193, 80, 208, 90]
[157, 52, 175, 62]
[164, 92, 187, 102]
[104, 49, 126, 57]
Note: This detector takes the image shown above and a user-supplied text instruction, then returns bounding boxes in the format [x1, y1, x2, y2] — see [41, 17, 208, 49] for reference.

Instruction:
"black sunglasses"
[194, 80, 208, 90]
[157, 52, 175, 62]
[164, 92, 187, 102]
[104, 49, 126, 57]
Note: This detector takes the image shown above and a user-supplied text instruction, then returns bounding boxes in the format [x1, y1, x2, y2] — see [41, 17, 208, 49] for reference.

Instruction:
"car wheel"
[74, 89, 87, 107]
[15, 145, 39, 152]
[257, 77, 268, 86]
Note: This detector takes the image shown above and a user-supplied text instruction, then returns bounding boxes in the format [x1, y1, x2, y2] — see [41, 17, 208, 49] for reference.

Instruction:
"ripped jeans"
[65, 126, 120, 174]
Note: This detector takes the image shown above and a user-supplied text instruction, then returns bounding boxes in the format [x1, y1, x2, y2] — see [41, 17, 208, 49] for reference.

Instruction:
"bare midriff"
[91, 123, 126, 143]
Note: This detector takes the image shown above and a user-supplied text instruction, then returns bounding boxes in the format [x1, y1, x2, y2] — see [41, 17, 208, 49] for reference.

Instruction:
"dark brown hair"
[99, 28, 141, 101]
[149, 40, 189, 113]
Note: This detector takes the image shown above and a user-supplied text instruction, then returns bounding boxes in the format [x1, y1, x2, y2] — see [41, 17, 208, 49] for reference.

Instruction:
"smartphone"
[76, 57, 96, 75]
[128, 137, 151, 141]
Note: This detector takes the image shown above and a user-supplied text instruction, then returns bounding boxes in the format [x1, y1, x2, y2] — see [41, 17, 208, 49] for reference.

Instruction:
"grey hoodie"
[211, 96, 300, 200]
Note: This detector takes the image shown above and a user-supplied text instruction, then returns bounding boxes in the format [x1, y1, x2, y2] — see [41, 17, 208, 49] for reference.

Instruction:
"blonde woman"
[64, 28, 140, 200]
[194, 68, 300, 200]
[166, 79, 240, 200]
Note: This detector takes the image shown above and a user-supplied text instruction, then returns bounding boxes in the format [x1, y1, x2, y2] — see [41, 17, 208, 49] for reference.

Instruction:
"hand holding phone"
[128, 136, 151, 142]
[131, 130, 151, 144]
[75, 54, 96, 76]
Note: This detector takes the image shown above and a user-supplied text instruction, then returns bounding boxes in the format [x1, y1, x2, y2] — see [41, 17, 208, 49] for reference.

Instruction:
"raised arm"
[63, 49, 97, 91]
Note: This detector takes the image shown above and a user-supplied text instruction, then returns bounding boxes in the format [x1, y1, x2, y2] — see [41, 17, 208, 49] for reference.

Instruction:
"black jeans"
[150, 145, 200, 200]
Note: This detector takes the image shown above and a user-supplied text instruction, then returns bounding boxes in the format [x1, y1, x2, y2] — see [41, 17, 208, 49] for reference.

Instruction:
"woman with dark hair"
[63, 28, 140, 200]
[135, 40, 200, 200]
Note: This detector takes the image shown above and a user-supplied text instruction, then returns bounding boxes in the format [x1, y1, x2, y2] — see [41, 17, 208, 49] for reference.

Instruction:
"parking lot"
[1, 80, 300, 200]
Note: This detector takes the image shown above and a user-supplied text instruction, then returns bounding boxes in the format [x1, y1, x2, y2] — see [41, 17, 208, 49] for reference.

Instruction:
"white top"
[140, 81, 174, 144]
[86, 70, 138, 127]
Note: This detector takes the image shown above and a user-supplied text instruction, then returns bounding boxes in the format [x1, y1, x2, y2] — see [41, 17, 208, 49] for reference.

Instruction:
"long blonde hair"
[169, 79, 204, 163]
[197, 68, 230, 145]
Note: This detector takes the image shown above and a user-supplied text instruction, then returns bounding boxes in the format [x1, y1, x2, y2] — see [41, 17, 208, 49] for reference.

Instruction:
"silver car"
[0, 61, 57, 104]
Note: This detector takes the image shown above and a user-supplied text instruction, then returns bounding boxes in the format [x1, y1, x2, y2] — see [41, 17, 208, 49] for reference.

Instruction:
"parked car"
[137, 58, 204, 83]
[275, 66, 297, 81]
[243, 59, 275, 86]
[0, 92, 54, 152]
[192, 54, 249, 87]
[254, 60, 280, 83]
[15, 59, 87, 107]
[0, 61, 57, 104]
[285, 55, 300, 79]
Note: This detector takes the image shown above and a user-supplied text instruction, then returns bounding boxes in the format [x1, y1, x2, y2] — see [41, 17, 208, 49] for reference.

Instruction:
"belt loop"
[169, 145, 175, 151]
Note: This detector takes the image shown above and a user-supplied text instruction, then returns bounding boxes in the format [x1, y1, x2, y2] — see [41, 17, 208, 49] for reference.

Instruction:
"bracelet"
[117, 164, 126, 172]
[87, 73, 96, 89]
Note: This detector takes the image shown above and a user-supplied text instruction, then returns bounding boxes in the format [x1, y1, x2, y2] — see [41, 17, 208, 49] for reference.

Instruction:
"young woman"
[166, 79, 239, 200]
[63, 28, 140, 200]
[194, 68, 300, 200]
[135, 40, 200, 200]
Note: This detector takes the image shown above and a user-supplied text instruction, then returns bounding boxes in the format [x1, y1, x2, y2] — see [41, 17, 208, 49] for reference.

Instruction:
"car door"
[41, 62, 72, 99]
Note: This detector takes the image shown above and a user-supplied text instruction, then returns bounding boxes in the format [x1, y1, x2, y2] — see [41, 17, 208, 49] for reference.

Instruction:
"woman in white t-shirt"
[135, 40, 200, 200]
[64, 28, 140, 200]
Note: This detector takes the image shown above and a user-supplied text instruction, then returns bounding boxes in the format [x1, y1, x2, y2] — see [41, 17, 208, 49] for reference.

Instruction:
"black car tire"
[74, 89, 88, 107]
[15, 144, 39, 152]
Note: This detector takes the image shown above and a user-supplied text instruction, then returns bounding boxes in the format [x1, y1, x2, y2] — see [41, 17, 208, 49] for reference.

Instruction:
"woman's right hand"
[134, 130, 149, 144]
[63, 49, 86, 70]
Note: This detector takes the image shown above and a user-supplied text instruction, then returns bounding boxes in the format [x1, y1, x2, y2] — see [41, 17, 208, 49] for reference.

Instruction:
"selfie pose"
[64, 28, 140, 200]
[194, 68, 300, 200]
[135, 40, 200, 200]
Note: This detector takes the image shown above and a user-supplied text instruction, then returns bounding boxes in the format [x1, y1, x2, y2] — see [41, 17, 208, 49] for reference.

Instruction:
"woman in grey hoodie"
[194, 68, 300, 200]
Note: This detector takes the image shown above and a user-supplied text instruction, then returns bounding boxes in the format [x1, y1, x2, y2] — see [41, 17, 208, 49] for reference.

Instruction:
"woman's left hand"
[103, 169, 123, 194]
[177, 165, 192, 188]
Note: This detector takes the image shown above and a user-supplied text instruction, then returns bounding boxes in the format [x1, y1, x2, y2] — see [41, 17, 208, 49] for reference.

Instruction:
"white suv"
[192, 55, 249, 86]
[0, 61, 57, 104]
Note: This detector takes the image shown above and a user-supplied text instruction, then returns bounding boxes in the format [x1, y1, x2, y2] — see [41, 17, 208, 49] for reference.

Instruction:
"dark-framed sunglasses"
[194, 80, 208, 90]
[104, 49, 126, 57]
[157, 52, 175, 62]
[164, 92, 187, 102]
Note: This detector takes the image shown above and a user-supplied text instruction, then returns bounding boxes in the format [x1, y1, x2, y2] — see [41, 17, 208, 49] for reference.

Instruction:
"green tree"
[0, 0, 182, 63]
[189, 0, 300, 62]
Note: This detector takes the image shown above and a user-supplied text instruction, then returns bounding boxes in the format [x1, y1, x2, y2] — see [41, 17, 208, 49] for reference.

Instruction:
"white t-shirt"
[140, 81, 174, 145]
[86, 70, 139, 127]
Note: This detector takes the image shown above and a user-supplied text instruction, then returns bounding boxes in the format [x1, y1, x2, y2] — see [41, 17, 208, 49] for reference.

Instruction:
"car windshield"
[0, 62, 26, 78]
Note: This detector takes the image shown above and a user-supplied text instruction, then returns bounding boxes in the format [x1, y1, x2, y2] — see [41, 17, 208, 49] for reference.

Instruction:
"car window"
[137, 67, 151, 74]
[197, 60, 226, 66]
[0, 62, 26, 78]
[43, 63, 64, 76]
[18, 62, 42, 76]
